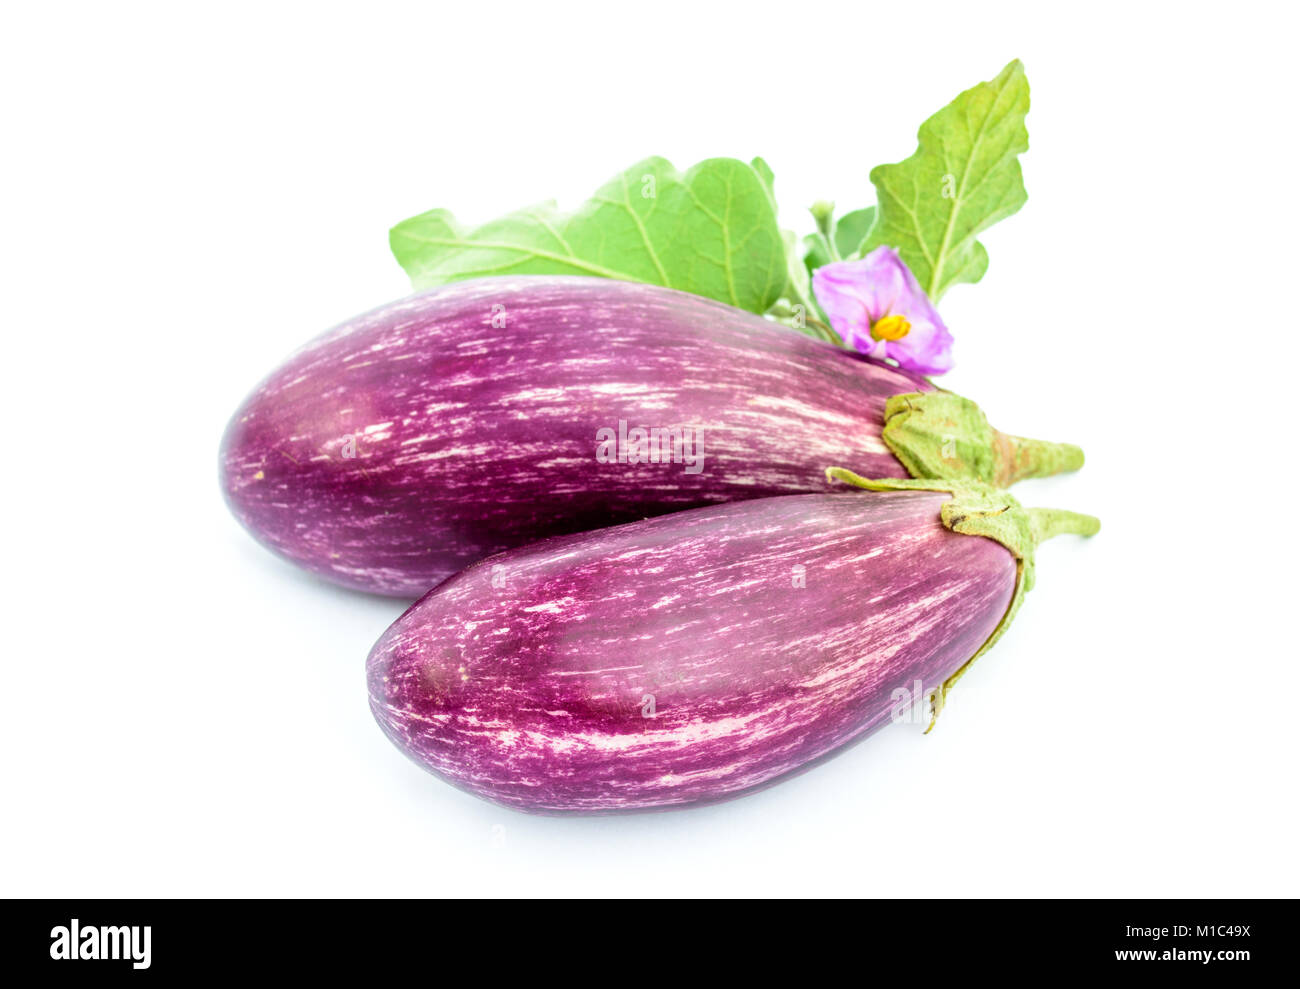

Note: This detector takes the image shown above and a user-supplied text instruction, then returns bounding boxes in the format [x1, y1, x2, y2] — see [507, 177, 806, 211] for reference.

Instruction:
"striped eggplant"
[367, 477, 1098, 814]
[220, 276, 1081, 596]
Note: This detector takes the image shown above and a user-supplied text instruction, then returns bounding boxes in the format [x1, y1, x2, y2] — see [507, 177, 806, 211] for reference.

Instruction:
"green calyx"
[825, 468, 1100, 730]
[883, 391, 1085, 487]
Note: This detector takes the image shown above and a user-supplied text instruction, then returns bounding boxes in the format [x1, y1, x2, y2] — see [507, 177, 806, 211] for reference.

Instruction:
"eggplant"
[220, 276, 1081, 596]
[367, 477, 1098, 814]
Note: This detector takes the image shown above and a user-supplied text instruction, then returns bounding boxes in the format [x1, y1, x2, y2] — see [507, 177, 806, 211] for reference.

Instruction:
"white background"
[3, 1, 1296, 897]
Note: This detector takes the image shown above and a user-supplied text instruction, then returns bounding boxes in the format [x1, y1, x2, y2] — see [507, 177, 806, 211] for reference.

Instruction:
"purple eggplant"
[366, 481, 1098, 814]
[220, 277, 1079, 596]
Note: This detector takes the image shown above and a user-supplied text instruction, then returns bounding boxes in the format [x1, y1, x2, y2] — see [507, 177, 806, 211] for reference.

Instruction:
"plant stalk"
[996, 432, 1086, 486]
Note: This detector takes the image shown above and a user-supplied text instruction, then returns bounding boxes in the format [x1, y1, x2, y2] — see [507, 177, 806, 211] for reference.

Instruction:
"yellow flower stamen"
[871, 314, 911, 341]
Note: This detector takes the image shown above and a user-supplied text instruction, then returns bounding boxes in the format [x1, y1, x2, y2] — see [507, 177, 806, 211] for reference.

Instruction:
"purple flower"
[811, 247, 954, 375]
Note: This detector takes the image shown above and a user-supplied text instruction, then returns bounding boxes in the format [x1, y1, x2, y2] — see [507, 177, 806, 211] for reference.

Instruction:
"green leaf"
[747, 157, 837, 342]
[835, 207, 876, 259]
[802, 232, 830, 272]
[802, 206, 877, 278]
[391, 157, 787, 314]
[861, 60, 1030, 301]
[749, 155, 776, 195]
[748, 157, 808, 306]
[781, 229, 813, 312]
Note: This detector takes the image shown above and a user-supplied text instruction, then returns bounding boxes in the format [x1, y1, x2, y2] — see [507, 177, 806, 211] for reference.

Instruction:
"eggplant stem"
[1028, 507, 1101, 543]
[881, 392, 1086, 488]
[824, 469, 1101, 733]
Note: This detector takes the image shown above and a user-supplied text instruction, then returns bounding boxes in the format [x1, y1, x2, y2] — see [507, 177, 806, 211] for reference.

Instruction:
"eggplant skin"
[368, 490, 1015, 814]
[220, 277, 930, 596]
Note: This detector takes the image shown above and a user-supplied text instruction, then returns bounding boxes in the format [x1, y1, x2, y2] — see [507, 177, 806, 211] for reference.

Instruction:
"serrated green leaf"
[391, 157, 787, 314]
[862, 60, 1029, 300]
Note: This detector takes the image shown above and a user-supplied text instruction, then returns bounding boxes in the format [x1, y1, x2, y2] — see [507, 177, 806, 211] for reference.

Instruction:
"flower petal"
[812, 246, 954, 375]
[886, 316, 955, 375]
[811, 263, 874, 344]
